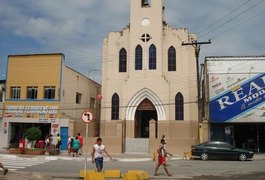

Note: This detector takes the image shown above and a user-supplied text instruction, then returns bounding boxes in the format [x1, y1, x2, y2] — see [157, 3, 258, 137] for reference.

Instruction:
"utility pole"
[182, 40, 211, 122]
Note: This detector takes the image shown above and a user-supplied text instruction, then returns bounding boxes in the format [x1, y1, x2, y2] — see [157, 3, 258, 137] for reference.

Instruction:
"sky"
[0, 0, 265, 83]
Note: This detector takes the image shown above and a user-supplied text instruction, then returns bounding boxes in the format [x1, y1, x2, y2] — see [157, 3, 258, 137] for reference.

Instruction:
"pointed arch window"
[168, 46, 176, 71]
[149, 44, 156, 70]
[119, 48, 127, 72]
[111, 93, 119, 120]
[135, 45, 143, 70]
[175, 92, 184, 120]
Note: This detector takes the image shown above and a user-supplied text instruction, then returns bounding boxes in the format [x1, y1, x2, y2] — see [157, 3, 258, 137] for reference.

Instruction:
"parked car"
[191, 141, 254, 161]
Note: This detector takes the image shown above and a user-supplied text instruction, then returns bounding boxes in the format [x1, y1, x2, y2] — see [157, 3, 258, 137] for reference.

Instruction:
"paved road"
[0, 156, 52, 171]
[15, 157, 265, 179]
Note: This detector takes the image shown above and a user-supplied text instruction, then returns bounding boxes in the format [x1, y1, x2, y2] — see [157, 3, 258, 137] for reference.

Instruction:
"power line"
[199, 0, 265, 39]
[197, 0, 254, 35]
[210, 9, 265, 40]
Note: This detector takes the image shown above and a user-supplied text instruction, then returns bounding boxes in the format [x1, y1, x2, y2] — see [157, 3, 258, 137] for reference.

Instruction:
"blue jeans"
[95, 157, 103, 170]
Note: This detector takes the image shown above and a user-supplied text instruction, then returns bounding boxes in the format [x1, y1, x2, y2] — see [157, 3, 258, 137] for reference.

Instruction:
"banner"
[210, 73, 265, 122]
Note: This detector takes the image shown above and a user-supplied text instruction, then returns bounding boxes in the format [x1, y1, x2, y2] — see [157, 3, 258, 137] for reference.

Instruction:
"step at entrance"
[125, 138, 149, 153]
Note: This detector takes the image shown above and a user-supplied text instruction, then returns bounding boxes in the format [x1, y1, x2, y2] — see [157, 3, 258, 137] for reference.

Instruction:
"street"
[3, 155, 265, 179]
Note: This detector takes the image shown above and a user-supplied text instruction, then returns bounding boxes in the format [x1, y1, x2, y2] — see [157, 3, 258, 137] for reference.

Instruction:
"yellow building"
[1, 53, 101, 150]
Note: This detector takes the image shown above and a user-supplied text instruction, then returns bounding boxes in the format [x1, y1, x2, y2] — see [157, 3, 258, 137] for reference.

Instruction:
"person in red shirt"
[77, 133, 84, 155]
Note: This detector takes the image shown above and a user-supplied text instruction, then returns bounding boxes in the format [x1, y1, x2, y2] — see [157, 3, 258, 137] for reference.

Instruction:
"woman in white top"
[91, 137, 112, 172]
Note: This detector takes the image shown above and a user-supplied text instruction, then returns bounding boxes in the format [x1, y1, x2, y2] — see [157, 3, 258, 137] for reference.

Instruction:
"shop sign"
[51, 123, 59, 128]
[5, 105, 58, 114]
[210, 73, 265, 122]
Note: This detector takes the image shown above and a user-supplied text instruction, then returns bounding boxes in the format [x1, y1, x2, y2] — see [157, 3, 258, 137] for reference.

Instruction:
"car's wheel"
[239, 153, 247, 161]
[200, 152, 208, 160]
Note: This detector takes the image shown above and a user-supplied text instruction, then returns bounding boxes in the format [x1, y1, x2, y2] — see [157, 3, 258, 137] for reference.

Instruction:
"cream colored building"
[1, 53, 100, 150]
[101, 0, 199, 154]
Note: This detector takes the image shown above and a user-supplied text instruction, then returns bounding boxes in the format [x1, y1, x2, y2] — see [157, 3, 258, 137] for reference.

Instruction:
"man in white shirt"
[91, 137, 112, 172]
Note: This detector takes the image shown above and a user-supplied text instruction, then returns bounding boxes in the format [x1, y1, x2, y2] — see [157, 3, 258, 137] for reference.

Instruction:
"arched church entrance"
[125, 88, 165, 153]
[135, 98, 157, 138]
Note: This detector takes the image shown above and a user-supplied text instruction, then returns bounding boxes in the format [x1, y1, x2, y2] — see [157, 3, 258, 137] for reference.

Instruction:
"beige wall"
[60, 65, 101, 137]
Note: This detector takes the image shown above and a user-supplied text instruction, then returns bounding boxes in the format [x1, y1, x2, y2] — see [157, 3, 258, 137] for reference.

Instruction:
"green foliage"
[25, 127, 42, 142]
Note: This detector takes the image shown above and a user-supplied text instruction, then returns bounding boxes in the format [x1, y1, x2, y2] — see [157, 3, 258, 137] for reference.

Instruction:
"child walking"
[154, 138, 173, 176]
[91, 137, 112, 172]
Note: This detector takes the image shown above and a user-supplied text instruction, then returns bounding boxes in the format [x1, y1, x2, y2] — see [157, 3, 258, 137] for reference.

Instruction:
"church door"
[135, 98, 157, 138]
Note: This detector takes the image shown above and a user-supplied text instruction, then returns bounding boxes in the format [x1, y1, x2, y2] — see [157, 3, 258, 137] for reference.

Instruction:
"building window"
[175, 92, 184, 120]
[135, 45, 143, 70]
[0, 91, 3, 102]
[44, 86, 55, 99]
[142, 0, 151, 7]
[10, 86, 21, 99]
[90, 97, 95, 109]
[168, 46, 176, 71]
[111, 93, 119, 120]
[119, 48, 127, 72]
[27, 86, 38, 99]
[149, 44, 156, 70]
[76, 92, 82, 104]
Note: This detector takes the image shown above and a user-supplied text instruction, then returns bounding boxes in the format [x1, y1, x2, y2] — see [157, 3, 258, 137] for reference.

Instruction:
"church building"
[100, 0, 199, 154]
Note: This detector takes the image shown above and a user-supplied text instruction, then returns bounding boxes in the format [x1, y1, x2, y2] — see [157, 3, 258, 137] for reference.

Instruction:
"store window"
[76, 92, 82, 104]
[10, 86, 21, 99]
[27, 86, 38, 99]
[111, 93, 119, 120]
[44, 86, 55, 99]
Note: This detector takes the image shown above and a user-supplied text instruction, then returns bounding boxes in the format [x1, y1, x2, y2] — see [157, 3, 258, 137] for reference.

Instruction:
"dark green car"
[191, 141, 254, 161]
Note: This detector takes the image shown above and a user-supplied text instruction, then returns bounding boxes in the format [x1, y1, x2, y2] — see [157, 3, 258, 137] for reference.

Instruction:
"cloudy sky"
[1, 0, 265, 83]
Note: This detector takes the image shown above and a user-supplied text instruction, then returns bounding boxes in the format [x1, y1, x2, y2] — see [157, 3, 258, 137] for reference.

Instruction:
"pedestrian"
[91, 137, 112, 172]
[45, 135, 50, 148]
[161, 135, 166, 144]
[56, 134, 61, 149]
[0, 163, 8, 175]
[77, 133, 84, 155]
[72, 136, 80, 157]
[154, 138, 173, 176]
[67, 136, 72, 155]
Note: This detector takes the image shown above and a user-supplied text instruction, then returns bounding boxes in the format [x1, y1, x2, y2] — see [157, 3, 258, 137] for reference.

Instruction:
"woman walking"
[72, 136, 80, 157]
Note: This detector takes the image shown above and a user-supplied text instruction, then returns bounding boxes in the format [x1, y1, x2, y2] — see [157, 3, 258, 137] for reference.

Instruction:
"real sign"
[207, 57, 265, 123]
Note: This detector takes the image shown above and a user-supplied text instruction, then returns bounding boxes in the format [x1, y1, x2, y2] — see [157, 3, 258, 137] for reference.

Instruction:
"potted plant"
[24, 127, 45, 155]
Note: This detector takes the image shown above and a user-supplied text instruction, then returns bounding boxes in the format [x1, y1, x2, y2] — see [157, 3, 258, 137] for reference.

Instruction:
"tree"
[25, 127, 42, 142]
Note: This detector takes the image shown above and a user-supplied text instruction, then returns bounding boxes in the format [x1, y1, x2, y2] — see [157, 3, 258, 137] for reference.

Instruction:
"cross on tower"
[140, 33, 151, 42]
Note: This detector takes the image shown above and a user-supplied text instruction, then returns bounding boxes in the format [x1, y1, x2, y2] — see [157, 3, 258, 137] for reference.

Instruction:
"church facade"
[100, 0, 199, 154]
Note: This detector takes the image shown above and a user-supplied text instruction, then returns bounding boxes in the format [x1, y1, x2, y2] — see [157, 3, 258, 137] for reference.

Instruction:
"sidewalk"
[1, 148, 265, 161]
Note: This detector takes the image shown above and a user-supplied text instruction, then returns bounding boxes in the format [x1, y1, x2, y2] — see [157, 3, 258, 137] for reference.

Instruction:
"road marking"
[0, 157, 52, 171]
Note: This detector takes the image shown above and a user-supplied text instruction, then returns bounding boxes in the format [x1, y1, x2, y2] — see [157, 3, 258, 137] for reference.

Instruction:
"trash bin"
[38, 140, 44, 148]
[19, 139, 25, 152]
